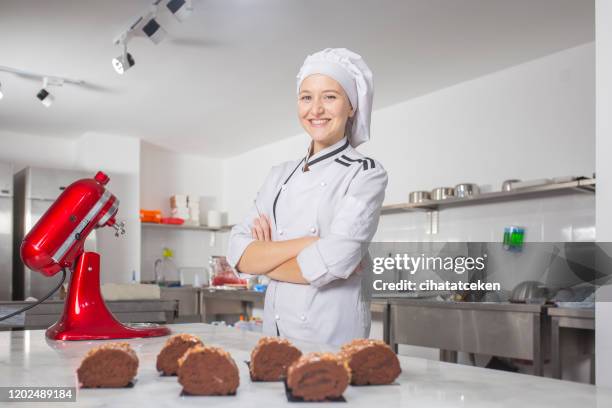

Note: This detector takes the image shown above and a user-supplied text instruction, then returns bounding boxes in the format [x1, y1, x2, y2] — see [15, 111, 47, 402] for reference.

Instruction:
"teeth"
[310, 119, 329, 125]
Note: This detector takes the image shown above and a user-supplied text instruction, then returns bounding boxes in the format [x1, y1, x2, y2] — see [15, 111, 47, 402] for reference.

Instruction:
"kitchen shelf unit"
[381, 178, 596, 215]
[140, 222, 234, 246]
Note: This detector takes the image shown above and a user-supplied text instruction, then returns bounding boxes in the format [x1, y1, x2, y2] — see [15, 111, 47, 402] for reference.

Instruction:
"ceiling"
[0, 0, 594, 157]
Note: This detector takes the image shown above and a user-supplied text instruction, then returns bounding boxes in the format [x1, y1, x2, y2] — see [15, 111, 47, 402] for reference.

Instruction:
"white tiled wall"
[376, 193, 595, 242]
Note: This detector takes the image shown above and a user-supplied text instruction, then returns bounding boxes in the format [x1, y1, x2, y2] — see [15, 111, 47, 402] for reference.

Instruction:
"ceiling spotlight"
[112, 48, 135, 75]
[36, 77, 64, 108]
[0, 81, 3, 100]
[166, 0, 192, 22]
[142, 17, 166, 44]
[36, 88, 54, 108]
[0, 67, 82, 106]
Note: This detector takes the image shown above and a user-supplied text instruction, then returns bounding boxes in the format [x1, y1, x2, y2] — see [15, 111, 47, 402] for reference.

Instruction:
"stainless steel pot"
[409, 191, 431, 203]
[454, 183, 480, 198]
[501, 179, 521, 192]
[431, 187, 454, 200]
[510, 281, 550, 304]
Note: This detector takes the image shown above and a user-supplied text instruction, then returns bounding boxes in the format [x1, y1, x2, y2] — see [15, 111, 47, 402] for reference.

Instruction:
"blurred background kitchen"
[1, 0, 611, 389]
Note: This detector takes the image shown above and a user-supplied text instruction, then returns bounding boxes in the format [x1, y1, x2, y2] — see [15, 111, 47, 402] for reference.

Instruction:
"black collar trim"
[306, 138, 350, 167]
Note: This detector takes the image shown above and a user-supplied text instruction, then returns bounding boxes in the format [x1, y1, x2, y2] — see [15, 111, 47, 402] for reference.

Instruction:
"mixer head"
[21, 171, 123, 276]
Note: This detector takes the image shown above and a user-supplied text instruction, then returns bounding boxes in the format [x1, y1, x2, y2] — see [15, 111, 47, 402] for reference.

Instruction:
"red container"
[161, 217, 184, 225]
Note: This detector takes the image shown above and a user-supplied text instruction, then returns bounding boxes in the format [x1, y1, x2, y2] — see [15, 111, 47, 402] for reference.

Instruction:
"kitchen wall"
[139, 141, 227, 282]
[74, 132, 141, 284]
[0, 130, 77, 171]
[595, 0, 612, 388]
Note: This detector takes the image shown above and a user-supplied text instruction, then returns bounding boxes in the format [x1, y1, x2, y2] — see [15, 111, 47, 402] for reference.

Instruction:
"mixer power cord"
[0, 269, 67, 322]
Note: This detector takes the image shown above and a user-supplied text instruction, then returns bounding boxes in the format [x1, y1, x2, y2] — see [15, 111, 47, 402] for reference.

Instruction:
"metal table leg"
[533, 314, 543, 376]
[551, 317, 561, 379]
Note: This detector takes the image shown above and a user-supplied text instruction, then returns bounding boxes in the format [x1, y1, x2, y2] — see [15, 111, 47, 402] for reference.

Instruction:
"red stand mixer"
[20, 171, 171, 340]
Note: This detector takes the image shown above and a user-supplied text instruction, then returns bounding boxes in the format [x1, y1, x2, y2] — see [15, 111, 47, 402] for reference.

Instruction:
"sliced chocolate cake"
[77, 342, 139, 388]
[250, 336, 302, 381]
[286, 352, 350, 401]
[340, 338, 401, 385]
[177, 345, 239, 396]
[156, 334, 203, 376]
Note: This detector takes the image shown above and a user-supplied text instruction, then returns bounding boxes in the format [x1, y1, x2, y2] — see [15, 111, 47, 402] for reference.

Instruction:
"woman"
[226, 48, 387, 346]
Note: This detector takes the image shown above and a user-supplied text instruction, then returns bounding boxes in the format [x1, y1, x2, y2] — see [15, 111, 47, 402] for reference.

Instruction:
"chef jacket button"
[309, 227, 317, 234]
[300, 315, 306, 321]
[279, 229, 284, 236]
[320, 181, 326, 187]
[281, 184, 287, 191]
[275, 314, 280, 320]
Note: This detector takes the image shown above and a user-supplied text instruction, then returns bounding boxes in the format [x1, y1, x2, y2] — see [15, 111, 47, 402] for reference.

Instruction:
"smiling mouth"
[308, 119, 330, 127]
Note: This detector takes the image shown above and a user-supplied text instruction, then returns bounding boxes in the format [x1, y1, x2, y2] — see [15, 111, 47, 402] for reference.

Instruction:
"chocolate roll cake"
[286, 353, 350, 401]
[250, 336, 302, 381]
[340, 339, 401, 385]
[177, 345, 239, 395]
[156, 334, 203, 376]
[77, 342, 139, 388]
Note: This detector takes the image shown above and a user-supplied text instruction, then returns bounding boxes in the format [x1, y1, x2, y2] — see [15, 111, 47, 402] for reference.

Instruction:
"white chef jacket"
[226, 136, 387, 346]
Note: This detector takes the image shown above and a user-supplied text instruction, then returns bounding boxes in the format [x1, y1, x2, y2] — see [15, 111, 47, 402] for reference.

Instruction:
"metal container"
[431, 187, 454, 200]
[510, 179, 552, 190]
[501, 179, 521, 192]
[510, 281, 550, 304]
[454, 183, 480, 198]
[409, 191, 431, 203]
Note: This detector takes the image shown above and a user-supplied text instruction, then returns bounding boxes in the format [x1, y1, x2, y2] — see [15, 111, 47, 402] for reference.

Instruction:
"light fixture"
[111, 0, 195, 75]
[36, 88, 54, 108]
[141, 16, 166, 44]
[36, 77, 64, 108]
[0, 67, 83, 107]
[166, 0, 193, 22]
[0, 81, 3, 100]
[112, 42, 135, 75]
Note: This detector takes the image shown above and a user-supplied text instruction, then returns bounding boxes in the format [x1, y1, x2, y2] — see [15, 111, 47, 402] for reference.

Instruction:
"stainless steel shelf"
[381, 178, 595, 215]
[141, 222, 233, 232]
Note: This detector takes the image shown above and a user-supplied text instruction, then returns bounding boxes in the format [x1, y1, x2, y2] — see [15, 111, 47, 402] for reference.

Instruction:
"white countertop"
[1, 323, 611, 407]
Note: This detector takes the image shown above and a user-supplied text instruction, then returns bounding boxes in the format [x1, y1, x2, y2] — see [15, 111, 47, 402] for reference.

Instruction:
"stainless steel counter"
[549, 307, 595, 383]
[1, 323, 610, 407]
[387, 299, 549, 375]
[199, 288, 265, 303]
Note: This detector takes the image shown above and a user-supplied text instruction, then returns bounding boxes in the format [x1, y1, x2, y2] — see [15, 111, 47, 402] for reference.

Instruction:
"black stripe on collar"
[306, 138, 350, 167]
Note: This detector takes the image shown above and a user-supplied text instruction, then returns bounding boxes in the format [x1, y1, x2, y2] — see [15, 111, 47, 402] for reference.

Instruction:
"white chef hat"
[296, 48, 374, 148]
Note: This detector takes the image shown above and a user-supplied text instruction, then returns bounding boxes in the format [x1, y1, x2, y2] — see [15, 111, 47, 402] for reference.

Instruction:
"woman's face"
[298, 74, 354, 146]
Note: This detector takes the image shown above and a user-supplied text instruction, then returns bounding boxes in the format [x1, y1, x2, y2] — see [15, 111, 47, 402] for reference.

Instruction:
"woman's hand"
[251, 214, 272, 241]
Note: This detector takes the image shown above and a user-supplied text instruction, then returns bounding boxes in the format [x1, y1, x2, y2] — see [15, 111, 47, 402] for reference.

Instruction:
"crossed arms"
[236, 214, 317, 284]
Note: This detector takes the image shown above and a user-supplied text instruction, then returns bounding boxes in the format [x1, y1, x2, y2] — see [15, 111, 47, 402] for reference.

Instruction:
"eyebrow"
[299, 89, 342, 94]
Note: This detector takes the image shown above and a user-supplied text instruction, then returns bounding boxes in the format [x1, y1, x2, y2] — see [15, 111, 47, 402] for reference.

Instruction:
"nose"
[311, 97, 325, 116]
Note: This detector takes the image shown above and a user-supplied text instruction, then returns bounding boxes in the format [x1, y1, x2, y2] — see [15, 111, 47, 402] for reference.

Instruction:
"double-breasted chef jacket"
[227, 136, 388, 345]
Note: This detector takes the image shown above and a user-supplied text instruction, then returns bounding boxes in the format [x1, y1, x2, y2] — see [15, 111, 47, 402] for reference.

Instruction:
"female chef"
[226, 48, 387, 346]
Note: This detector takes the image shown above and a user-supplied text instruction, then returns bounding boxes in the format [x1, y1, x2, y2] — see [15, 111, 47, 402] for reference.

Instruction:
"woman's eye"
[324, 95, 337, 100]
[300, 95, 311, 101]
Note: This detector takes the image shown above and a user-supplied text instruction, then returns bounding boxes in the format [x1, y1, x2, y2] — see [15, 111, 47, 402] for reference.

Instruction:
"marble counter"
[1, 323, 611, 407]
